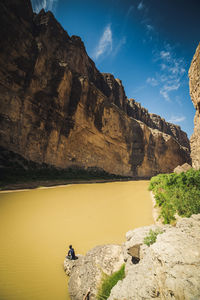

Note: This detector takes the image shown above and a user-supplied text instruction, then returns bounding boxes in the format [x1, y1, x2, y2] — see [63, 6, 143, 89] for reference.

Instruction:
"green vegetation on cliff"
[144, 229, 163, 246]
[97, 264, 125, 300]
[149, 169, 200, 223]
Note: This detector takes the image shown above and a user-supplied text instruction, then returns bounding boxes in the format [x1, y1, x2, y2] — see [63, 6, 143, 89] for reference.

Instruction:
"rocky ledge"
[64, 214, 200, 300]
[64, 245, 124, 299]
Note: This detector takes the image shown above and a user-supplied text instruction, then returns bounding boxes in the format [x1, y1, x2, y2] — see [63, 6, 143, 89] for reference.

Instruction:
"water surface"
[0, 181, 153, 300]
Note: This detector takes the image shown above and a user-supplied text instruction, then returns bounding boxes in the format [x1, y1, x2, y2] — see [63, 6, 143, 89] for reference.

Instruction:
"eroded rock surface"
[173, 162, 192, 174]
[109, 215, 200, 300]
[189, 43, 200, 169]
[64, 245, 124, 300]
[0, 0, 191, 177]
[64, 215, 200, 300]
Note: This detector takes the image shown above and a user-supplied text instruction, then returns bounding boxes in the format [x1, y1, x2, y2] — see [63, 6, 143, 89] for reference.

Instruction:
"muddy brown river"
[0, 180, 154, 300]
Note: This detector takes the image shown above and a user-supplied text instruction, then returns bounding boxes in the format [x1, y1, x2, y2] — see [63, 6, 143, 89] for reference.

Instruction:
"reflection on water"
[0, 181, 153, 300]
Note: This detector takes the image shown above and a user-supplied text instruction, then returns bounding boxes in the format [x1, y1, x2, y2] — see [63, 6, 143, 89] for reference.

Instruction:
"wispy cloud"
[31, 0, 58, 13]
[112, 37, 126, 57]
[126, 5, 134, 18]
[137, 1, 144, 10]
[160, 83, 180, 102]
[93, 24, 126, 61]
[146, 24, 154, 32]
[147, 44, 186, 102]
[160, 50, 171, 61]
[93, 24, 113, 60]
[146, 77, 158, 87]
[159, 47, 185, 101]
[168, 115, 186, 123]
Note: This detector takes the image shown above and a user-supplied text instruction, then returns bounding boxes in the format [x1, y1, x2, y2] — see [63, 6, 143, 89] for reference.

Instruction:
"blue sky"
[31, 0, 200, 138]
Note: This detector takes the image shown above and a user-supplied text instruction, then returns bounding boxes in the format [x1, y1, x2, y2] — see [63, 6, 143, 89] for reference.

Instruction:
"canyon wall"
[189, 43, 200, 169]
[0, 0, 191, 177]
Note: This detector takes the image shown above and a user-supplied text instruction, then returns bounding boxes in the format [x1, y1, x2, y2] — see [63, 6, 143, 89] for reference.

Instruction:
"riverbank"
[0, 176, 152, 192]
[150, 191, 162, 225]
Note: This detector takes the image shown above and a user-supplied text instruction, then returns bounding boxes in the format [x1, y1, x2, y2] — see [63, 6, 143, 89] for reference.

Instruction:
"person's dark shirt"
[68, 248, 75, 259]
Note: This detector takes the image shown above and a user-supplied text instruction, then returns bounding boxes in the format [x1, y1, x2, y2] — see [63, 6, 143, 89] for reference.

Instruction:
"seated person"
[67, 245, 78, 260]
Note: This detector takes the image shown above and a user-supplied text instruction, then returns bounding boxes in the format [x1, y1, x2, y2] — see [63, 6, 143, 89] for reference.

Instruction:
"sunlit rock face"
[108, 215, 200, 300]
[64, 245, 124, 300]
[189, 43, 200, 169]
[64, 215, 200, 300]
[0, 0, 191, 177]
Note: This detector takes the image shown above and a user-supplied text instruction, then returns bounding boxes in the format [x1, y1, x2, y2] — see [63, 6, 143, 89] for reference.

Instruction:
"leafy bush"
[143, 229, 163, 246]
[97, 264, 125, 300]
[149, 169, 200, 223]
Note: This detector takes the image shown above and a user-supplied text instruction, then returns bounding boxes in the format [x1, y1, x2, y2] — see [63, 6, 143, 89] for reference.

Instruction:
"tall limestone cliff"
[189, 43, 200, 169]
[0, 0, 191, 178]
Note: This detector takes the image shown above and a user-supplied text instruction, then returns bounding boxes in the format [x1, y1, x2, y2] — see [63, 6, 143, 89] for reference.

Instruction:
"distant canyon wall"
[189, 43, 200, 169]
[0, 0, 191, 177]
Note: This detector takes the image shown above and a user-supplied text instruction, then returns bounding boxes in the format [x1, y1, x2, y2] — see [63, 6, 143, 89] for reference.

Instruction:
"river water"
[0, 181, 153, 300]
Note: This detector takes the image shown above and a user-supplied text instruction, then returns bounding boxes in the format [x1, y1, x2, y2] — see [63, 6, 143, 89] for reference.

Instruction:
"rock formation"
[0, 0, 191, 178]
[64, 245, 124, 300]
[189, 43, 200, 169]
[64, 215, 200, 300]
[173, 162, 192, 174]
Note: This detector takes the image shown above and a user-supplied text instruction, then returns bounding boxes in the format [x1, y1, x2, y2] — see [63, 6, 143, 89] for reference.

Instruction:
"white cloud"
[93, 24, 113, 60]
[175, 96, 183, 107]
[112, 37, 126, 57]
[160, 74, 168, 82]
[146, 24, 154, 31]
[137, 1, 144, 10]
[146, 77, 158, 87]
[150, 44, 187, 101]
[126, 5, 134, 18]
[168, 115, 186, 123]
[31, 0, 58, 13]
[160, 83, 180, 102]
[160, 64, 167, 70]
[160, 50, 171, 61]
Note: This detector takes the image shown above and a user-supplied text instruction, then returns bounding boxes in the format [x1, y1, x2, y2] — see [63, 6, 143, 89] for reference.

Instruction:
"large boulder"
[64, 245, 124, 300]
[173, 162, 192, 174]
[109, 214, 200, 300]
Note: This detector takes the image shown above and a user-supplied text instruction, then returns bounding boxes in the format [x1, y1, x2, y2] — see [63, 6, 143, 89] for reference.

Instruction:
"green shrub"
[143, 229, 163, 246]
[149, 169, 200, 223]
[97, 264, 125, 300]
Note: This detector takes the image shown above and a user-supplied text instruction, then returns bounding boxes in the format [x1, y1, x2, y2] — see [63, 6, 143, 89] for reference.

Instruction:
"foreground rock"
[65, 215, 200, 300]
[0, 0, 190, 178]
[64, 245, 124, 300]
[109, 215, 200, 300]
[173, 162, 192, 174]
[189, 43, 200, 169]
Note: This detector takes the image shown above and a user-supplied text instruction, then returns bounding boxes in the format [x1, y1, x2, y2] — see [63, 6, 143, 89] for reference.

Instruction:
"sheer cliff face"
[189, 43, 200, 169]
[0, 0, 191, 177]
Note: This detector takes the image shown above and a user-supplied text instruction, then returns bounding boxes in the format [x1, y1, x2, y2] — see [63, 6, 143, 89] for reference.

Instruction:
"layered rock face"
[189, 43, 200, 169]
[0, 0, 191, 177]
[64, 215, 200, 300]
